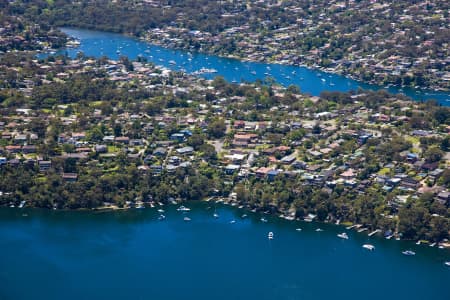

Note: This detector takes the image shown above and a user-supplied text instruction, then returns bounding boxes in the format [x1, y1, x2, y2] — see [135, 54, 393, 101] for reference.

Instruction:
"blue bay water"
[0, 204, 449, 300]
[53, 28, 450, 104]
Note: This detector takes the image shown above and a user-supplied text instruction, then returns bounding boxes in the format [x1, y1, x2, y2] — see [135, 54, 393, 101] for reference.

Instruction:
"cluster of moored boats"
[337, 232, 375, 251]
[191, 68, 218, 75]
[149, 203, 449, 266]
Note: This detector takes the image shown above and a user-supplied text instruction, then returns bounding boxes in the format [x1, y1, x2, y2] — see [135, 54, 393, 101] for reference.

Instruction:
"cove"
[0, 204, 449, 300]
[51, 28, 450, 105]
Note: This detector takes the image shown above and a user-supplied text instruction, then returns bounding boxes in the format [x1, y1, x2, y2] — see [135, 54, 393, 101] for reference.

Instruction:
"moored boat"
[362, 244, 375, 251]
[337, 232, 349, 239]
[177, 205, 191, 212]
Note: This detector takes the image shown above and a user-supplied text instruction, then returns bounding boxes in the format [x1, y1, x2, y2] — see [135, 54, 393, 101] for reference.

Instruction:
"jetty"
[368, 229, 381, 237]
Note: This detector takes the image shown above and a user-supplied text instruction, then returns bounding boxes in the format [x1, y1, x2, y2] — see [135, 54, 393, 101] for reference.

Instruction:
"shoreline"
[140, 36, 449, 94]
[56, 27, 449, 96]
[5, 200, 450, 250]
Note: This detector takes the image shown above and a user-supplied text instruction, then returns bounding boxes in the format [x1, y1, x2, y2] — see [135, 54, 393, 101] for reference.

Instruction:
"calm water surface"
[53, 28, 450, 105]
[0, 204, 449, 300]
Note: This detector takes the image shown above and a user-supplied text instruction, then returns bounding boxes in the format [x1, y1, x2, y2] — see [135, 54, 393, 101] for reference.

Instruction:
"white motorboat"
[402, 250, 416, 256]
[260, 217, 268, 223]
[362, 244, 375, 251]
[183, 217, 191, 222]
[268, 232, 274, 240]
[177, 205, 191, 212]
[445, 262, 450, 267]
[295, 228, 302, 232]
[315, 228, 323, 232]
[337, 232, 349, 239]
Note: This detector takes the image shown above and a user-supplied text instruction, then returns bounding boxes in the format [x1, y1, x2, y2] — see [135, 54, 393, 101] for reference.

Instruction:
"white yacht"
[268, 232, 274, 240]
[183, 217, 191, 222]
[445, 262, 450, 267]
[157, 209, 165, 213]
[177, 205, 191, 212]
[296, 228, 302, 232]
[337, 232, 349, 239]
[362, 244, 375, 251]
[402, 250, 416, 256]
